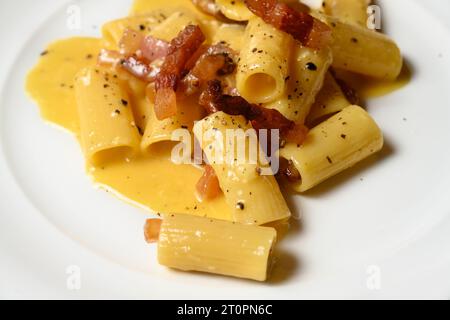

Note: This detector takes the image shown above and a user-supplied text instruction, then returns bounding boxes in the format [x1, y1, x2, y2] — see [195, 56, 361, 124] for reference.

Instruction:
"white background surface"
[1, 0, 450, 299]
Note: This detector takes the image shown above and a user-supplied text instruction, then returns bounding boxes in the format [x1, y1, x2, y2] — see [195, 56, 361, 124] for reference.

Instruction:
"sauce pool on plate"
[26, 37, 232, 220]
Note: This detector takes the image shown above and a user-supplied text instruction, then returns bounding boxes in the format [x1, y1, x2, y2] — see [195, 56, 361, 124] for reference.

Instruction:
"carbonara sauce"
[26, 0, 407, 219]
[26, 36, 232, 220]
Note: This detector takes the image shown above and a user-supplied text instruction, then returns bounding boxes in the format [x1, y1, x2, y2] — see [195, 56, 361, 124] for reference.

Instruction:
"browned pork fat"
[141, 36, 170, 62]
[144, 219, 162, 243]
[154, 25, 206, 120]
[120, 55, 157, 82]
[180, 43, 237, 96]
[191, 43, 237, 80]
[245, 0, 331, 49]
[119, 28, 144, 56]
[279, 158, 302, 183]
[196, 165, 222, 201]
[199, 80, 309, 145]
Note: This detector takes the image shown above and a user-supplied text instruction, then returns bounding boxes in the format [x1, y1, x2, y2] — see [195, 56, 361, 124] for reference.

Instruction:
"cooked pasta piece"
[236, 17, 293, 104]
[116, 69, 151, 133]
[150, 11, 199, 41]
[216, 0, 254, 21]
[213, 23, 246, 52]
[149, 214, 277, 281]
[307, 72, 350, 124]
[101, 14, 160, 49]
[245, 0, 332, 49]
[264, 44, 332, 123]
[27, 0, 410, 284]
[154, 11, 222, 44]
[131, 0, 211, 19]
[141, 93, 205, 152]
[193, 112, 291, 225]
[320, 15, 402, 80]
[280, 105, 383, 192]
[323, 0, 370, 27]
[74, 66, 141, 165]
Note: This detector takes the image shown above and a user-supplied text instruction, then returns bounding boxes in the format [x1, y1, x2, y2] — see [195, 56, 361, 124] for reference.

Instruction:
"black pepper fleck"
[306, 62, 317, 71]
[236, 202, 245, 210]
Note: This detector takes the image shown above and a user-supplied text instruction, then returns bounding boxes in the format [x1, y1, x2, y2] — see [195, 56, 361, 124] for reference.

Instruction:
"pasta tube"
[101, 14, 160, 49]
[237, 17, 293, 104]
[193, 112, 291, 225]
[130, 0, 215, 21]
[141, 93, 205, 152]
[75, 67, 141, 165]
[264, 44, 332, 123]
[151, 214, 277, 281]
[307, 72, 350, 124]
[216, 0, 254, 21]
[323, 0, 370, 27]
[150, 11, 199, 42]
[321, 15, 402, 80]
[280, 105, 383, 192]
[115, 69, 151, 134]
[213, 23, 246, 52]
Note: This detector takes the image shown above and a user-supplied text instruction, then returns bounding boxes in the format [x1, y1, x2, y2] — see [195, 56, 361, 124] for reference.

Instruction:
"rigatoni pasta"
[149, 214, 277, 281]
[101, 14, 161, 49]
[280, 105, 383, 192]
[322, 15, 403, 80]
[307, 72, 350, 124]
[193, 112, 292, 225]
[148, 9, 221, 44]
[150, 11, 199, 41]
[213, 23, 246, 52]
[216, 0, 254, 21]
[28, 0, 407, 283]
[264, 44, 332, 123]
[236, 17, 293, 104]
[141, 94, 205, 152]
[323, 0, 370, 27]
[74, 66, 141, 165]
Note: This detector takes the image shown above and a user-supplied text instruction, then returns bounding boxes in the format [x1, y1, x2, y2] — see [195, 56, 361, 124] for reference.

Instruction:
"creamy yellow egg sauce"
[26, 0, 408, 222]
[26, 37, 232, 220]
[26, 38, 102, 132]
[334, 63, 411, 100]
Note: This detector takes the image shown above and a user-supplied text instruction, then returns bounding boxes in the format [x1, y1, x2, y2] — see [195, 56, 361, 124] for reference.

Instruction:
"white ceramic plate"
[1, 0, 450, 299]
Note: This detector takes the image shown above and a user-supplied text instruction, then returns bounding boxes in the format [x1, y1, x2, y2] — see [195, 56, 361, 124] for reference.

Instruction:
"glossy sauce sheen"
[26, 0, 407, 220]
[334, 64, 411, 99]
